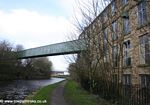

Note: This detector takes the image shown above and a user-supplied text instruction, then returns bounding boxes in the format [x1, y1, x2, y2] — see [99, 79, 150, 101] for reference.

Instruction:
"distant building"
[51, 71, 69, 76]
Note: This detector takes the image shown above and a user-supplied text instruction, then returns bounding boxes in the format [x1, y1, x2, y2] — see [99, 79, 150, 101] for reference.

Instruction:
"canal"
[0, 78, 65, 105]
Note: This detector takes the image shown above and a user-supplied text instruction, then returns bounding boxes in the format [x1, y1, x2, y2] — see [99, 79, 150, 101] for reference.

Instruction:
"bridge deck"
[18, 39, 86, 59]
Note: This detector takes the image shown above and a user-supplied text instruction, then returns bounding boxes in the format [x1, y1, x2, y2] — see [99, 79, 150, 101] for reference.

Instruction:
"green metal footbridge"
[18, 39, 86, 59]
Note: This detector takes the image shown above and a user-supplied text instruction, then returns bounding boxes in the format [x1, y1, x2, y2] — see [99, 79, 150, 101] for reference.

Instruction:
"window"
[122, 0, 128, 5]
[123, 74, 131, 96]
[124, 40, 131, 66]
[103, 28, 109, 61]
[140, 74, 150, 87]
[112, 46, 118, 67]
[113, 74, 118, 83]
[137, 1, 147, 26]
[111, 1, 116, 15]
[123, 13, 130, 34]
[123, 74, 131, 85]
[139, 34, 150, 64]
[112, 21, 118, 40]
[103, 9, 108, 22]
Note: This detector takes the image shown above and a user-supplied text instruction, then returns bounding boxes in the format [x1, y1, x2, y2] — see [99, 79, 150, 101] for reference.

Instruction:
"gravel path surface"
[51, 81, 68, 105]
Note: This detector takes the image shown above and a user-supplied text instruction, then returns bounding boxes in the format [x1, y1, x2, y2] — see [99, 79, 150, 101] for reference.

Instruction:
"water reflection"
[0, 78, 65, 105]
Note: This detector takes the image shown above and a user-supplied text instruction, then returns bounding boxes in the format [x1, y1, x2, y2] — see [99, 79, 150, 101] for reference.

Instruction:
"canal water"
[0, 78, 65, 105]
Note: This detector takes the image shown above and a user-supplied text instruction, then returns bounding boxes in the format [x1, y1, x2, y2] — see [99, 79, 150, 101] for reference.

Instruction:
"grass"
[22, 81, 62, 105]
[64, 80, 109, 105]
[22, 80, 110, 105]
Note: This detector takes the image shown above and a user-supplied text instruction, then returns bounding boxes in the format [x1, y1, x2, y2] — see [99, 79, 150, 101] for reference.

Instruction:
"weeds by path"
[64, 80, 110, 105]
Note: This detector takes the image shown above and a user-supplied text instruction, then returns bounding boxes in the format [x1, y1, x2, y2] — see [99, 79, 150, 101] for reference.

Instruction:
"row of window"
[111, 0, 128, 14]
[103, 36, 150, 67]
[113, 74, 150, 87]
[111, 34, 150, 67]
[112, 0, 129, 15]
[103, 0, 129, 21]
[105, 5, 147, 42]
[139, 34, 150, 64]
[93, 1, 149, 66]
[111, 16, 130, 41]
[103, 0, 147, 33]
[122, 74, 150, 87]
[112, 40, 131, 67]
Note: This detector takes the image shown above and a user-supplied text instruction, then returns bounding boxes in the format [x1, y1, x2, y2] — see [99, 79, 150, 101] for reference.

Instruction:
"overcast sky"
[0, 0, 109, 71]
[0, 0, 82, 71]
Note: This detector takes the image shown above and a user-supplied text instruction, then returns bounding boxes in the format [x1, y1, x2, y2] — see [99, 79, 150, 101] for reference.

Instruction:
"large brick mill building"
[79, 0, 150, 87]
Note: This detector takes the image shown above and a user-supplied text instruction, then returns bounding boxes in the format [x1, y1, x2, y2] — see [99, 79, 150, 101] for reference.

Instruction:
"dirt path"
[51, 81, 68, 105]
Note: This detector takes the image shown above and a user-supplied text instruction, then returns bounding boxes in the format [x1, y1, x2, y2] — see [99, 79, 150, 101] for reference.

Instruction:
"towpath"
[51, 81, 68, 105]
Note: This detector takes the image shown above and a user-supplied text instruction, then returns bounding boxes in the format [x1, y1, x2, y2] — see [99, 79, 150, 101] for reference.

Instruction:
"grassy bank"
[64, 80, 110, 105]
[22, 81, 62, 105]
[22, 80, 109, 105]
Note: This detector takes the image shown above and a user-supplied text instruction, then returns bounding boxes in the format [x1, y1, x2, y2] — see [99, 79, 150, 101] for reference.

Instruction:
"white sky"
[0, 0, 109, 71]
[0, 0, 81, 71]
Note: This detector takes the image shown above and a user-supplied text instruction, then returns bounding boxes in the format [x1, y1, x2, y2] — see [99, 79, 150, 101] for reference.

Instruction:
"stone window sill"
[137, 22, 150, 30]
[113, 67, 119, 69]
[123, 66, 132, 69]
[138, 64, 150, 67]
[122, 2, 129, 8]
[123, 31, 131, 36]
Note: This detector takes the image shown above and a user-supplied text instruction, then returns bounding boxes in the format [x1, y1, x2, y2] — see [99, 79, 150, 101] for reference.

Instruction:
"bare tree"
[68, 0, 150, 104]
[67, 0, 112, 93]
